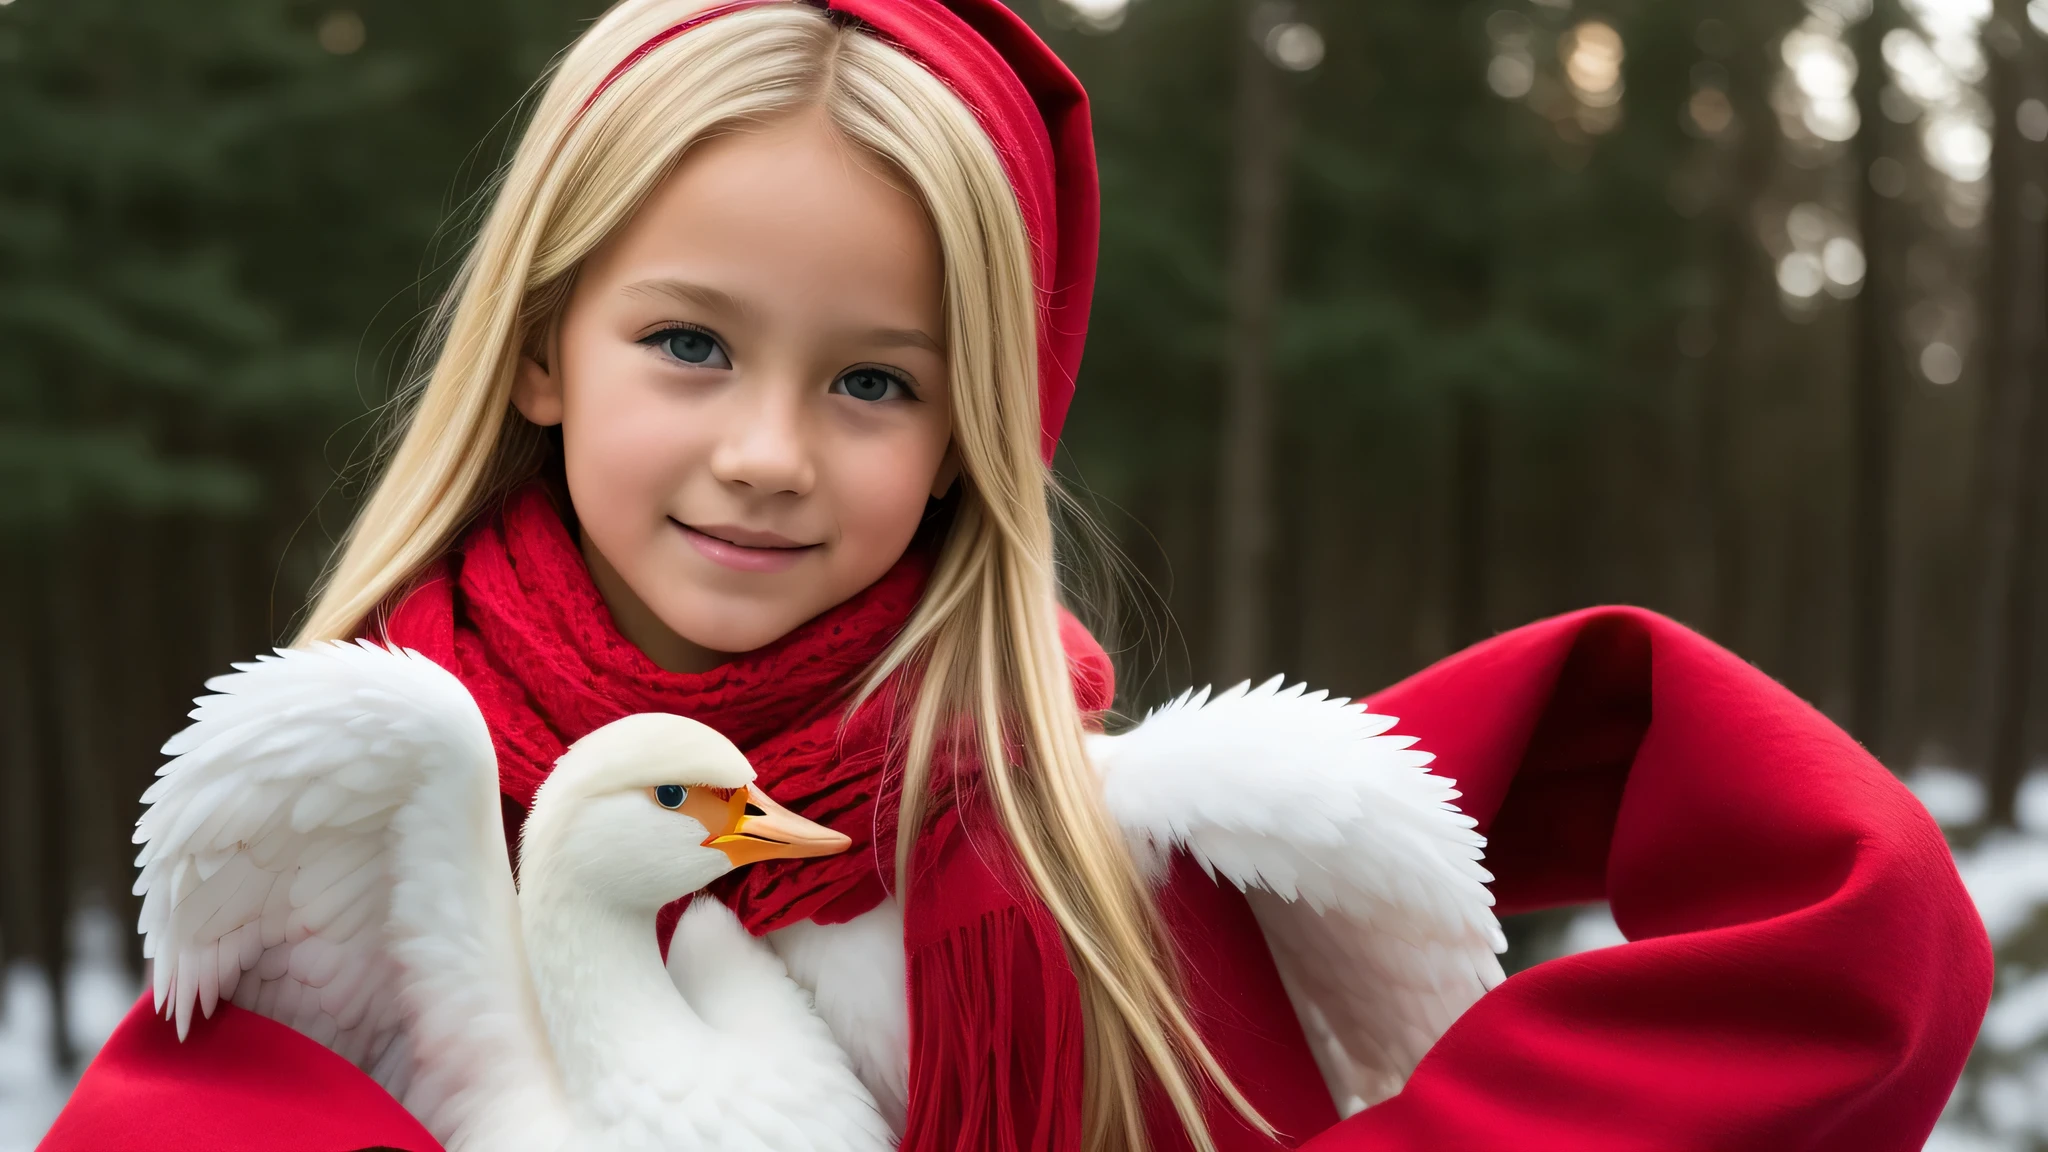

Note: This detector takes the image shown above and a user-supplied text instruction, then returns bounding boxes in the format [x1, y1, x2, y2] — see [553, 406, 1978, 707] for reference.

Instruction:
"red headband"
[581, 0, 1098, 463]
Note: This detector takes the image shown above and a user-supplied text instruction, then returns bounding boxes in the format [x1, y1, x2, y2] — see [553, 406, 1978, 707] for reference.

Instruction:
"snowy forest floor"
[0, 906, 140, 1151]
[2, 772, 2044, 1152]
[1914, 769, 2048, 1151]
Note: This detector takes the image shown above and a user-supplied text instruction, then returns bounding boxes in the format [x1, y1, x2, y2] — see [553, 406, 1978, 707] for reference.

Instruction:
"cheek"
[558, 353, 706, 539]
[818, 425, 949, 572]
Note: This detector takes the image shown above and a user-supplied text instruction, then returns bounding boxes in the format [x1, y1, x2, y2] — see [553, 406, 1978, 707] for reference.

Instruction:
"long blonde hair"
[297, 4, 1265, 1147]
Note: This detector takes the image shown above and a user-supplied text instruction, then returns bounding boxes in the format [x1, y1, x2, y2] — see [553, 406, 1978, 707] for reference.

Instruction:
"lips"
[671, 518, 819, 573]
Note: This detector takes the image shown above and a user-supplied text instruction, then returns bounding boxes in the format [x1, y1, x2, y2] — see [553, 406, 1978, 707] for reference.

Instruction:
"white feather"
[1089, 676, 1506, 1113]
[134, 640, 549, 1124]
[767, 900, 912, 1133]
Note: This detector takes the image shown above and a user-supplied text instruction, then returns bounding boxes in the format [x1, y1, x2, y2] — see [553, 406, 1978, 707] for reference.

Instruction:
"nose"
[707, 376, 815, 497]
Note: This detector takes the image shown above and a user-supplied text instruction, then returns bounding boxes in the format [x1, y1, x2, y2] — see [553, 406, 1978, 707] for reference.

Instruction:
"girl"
[48, 1, 1989, 1150]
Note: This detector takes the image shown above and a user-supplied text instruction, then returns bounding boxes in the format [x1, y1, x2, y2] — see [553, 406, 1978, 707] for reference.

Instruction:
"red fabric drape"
[44, 606, 1989, 1151]
[42, 994, 436, 1152]
[1288, 607, 1990, 1152]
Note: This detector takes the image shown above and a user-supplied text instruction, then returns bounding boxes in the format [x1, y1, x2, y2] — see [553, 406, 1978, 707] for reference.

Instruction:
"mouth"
[706, 783, 851, 867]
[671, 519, 821, 574]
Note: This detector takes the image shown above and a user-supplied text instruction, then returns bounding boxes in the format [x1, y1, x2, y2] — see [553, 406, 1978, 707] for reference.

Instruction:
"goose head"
[518, 713, 849, 912]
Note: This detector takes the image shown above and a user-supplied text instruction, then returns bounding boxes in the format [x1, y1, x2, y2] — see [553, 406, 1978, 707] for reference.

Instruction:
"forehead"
[584, 111, 944, 327]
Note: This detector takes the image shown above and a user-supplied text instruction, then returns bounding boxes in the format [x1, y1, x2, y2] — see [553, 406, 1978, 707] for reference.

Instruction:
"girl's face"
[514, 110, 956, 672]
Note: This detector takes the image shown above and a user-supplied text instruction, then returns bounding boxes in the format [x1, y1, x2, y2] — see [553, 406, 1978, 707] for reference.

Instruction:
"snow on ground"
[1963, 832, 2048, 946]
[1557, 904, 1626, 954]
[1914, 766, 1994, 826]
[1983, 972, 2048, 1054]
[1928, 1129, 2031, 1152]
[0, 906, 140, 1152]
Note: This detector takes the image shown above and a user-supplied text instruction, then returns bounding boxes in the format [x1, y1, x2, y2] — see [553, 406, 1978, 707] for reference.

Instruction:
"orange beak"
[702, 783, 850, 868]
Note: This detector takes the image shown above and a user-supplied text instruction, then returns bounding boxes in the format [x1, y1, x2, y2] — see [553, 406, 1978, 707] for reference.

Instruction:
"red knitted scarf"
[381, 484, 1114, 1145]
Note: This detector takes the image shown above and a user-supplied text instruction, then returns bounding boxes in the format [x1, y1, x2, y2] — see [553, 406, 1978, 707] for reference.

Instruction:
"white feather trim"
[1089, 676, 1506, 1112]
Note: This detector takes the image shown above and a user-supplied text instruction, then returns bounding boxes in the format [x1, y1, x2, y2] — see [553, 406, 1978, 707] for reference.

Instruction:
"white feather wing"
[133, 640, 516, 1116]
[1090, 678, 1506, 1115]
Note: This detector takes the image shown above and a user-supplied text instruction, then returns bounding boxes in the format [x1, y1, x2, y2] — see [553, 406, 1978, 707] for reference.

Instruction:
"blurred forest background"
[2, 0, 2047, 1145]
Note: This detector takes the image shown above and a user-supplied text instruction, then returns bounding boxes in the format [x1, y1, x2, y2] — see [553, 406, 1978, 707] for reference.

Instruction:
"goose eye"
[654, 785, 687, 809]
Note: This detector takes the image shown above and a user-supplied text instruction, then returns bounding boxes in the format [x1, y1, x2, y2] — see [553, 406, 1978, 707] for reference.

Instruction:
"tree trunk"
[1449, 389, 1494, 649]
[1847, 2, 1896, 758]
[1697, 9, 1779, 651]
[24, 543, 77, 1072]
[1985, 411, 2046, 828]
[1211, 0, 1292, 683]
[1982, 0, 2047, 827]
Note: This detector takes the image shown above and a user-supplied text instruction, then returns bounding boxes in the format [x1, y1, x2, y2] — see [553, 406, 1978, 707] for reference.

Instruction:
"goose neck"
[520, 882, 709, 1094]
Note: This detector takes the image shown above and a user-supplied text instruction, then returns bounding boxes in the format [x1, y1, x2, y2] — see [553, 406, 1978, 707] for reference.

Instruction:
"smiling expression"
[513, 110, 956, 671]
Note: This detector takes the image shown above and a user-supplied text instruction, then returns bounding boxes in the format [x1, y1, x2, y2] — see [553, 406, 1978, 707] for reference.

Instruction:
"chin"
[661, 600, 815, 656]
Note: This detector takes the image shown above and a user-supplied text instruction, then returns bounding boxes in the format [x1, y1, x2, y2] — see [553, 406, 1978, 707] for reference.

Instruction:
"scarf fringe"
[903, 905, 1084, 1152]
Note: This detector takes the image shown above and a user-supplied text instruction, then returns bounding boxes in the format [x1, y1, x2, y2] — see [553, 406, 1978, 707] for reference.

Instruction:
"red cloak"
[45, 606, 1990, 1151]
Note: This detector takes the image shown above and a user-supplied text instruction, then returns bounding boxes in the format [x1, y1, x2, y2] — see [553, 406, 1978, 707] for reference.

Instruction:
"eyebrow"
[621, 278, 750, 318]
[866, 326, 945, 355]
[619, 277, 945, 356]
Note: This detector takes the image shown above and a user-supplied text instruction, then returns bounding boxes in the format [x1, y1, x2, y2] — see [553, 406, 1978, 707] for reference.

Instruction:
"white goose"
[134, 640, 895, 1152]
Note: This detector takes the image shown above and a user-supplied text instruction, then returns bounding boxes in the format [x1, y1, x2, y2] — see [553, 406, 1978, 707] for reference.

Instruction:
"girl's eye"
[832, 368, 910, 403]
[654, 785, 688, 809]
[646, 327, 731, 370]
